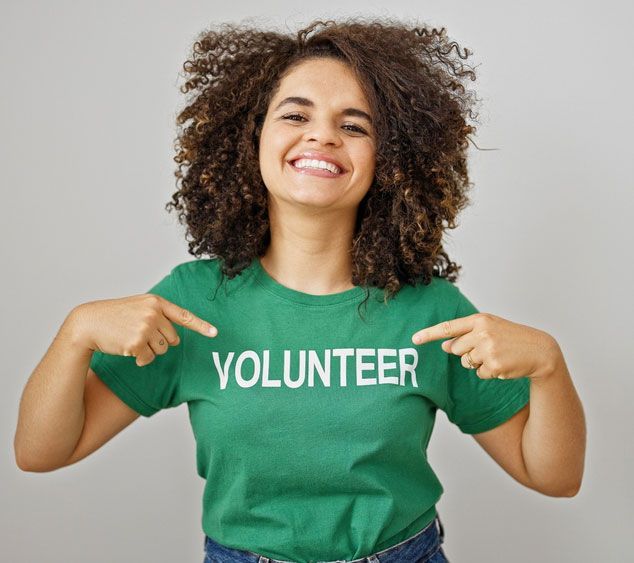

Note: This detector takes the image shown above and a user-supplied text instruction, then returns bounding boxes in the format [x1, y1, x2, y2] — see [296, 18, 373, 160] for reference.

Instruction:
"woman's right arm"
[14, 306, 96, 472]
[14, 295, 217, 473]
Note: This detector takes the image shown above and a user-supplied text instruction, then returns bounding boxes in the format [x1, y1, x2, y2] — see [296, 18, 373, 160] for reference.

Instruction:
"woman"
[14, 17, 586, 563]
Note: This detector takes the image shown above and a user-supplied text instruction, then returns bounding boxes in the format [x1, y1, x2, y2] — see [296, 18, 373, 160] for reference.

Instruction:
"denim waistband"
[203, 513, 446, 563]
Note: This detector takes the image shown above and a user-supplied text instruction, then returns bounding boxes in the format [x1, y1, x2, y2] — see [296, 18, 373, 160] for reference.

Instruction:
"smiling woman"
[258, 57, 377, 221]
[15, 14, 585, 563]
[170, 17, 481, 305]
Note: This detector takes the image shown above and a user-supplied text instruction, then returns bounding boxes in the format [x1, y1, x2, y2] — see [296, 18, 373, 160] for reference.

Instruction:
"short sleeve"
[443, 288, 531, 434]
[88, 268, 185, 418]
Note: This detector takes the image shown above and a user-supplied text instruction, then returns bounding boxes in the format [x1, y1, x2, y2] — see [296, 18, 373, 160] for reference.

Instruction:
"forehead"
[271, 58, 371, 110]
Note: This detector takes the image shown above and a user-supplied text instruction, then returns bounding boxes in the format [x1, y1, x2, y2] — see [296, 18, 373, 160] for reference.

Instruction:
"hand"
[69, 294, 219, 367]
[411, 312, 561, 381]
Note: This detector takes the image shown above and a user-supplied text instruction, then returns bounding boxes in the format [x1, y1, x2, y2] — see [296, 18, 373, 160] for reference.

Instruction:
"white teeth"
[292, 158, 341, 174]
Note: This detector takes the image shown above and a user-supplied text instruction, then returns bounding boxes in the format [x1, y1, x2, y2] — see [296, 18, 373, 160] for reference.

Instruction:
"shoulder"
[388, 274, 460, 313]
[163, 257, 224, 299]
[395, 274, 478, 318]
[428, 276, 478, 317]
[168, 256, 255, 302]
[403, 274, 461, 302]
[170, 257, 222, 279]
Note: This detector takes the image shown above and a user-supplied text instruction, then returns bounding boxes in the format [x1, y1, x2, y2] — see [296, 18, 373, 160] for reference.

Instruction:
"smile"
[288, 160, 346, 178]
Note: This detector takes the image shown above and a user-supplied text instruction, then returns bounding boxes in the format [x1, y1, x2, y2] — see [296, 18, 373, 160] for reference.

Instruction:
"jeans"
[203, 513, 449, 563]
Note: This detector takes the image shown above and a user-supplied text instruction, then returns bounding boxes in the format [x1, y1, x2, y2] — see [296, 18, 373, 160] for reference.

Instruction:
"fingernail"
[208, 326, 217, 336]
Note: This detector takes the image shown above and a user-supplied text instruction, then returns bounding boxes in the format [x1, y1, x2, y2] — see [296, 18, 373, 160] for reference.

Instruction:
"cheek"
[259, 134, 283, 168]
[357, 151, 376, 180]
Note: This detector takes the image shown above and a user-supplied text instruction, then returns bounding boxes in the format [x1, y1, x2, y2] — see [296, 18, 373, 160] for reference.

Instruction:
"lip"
[287, 151, 347, 174]
[287, 160, 345, 178]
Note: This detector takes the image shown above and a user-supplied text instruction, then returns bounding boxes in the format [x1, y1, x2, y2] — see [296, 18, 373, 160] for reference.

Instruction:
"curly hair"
[167, 16, 481, 311]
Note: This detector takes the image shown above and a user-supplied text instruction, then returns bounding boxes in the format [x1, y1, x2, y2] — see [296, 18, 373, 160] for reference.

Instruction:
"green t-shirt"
[89, 257, 530, 562]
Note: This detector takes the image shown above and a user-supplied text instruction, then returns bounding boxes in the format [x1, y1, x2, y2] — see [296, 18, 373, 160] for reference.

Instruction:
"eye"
[282, 113, 306, 123]
[281, 113, 368, 135]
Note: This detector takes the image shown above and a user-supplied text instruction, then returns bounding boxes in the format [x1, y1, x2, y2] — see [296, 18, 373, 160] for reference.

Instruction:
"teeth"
[293, 158, 341, 174]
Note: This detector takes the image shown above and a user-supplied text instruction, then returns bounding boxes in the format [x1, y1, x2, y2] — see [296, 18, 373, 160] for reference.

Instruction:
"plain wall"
[2, 1, 631, 561]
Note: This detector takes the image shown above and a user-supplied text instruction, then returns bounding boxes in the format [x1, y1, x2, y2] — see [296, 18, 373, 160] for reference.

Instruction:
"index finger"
[412, 315, 474, 345]
[160, 298, 218, 337]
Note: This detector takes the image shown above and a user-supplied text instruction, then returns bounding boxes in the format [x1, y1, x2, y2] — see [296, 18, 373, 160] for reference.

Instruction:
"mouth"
[287, 159, 346, 178]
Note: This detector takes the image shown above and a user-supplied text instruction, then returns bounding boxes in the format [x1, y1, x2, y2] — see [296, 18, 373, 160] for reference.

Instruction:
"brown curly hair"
[167, 16, 481, 310]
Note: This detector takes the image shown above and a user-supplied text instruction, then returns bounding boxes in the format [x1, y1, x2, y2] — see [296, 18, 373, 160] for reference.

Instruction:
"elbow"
[531, 479, 582, 498]
[15, 454, 51, 473]
[560, 471, 585, 497]
[563, 480, 582, 497]
[15, 450, 67, 473]
[16, 459, 66, 473]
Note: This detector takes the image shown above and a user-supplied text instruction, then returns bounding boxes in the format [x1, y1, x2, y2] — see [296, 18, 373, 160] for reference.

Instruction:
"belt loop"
[366, 556, 380, 563]
[258, 557, 270, 563]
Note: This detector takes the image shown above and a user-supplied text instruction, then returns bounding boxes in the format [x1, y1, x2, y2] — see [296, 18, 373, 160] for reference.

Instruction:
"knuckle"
[489, 359, 503, 373]
[179, 307, 194, 324]
[130, 337, 146, 350]
[144, 293, 162, 306]
[138, 320, 154, 334]
[142, 309, 160, 323]
[478, 329, 492, 341]
[475, 314, 492, 328]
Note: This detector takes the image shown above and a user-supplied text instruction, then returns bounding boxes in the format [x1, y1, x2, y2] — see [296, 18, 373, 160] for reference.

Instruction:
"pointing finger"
[159, 298, 218, 337]
[412, 316, 473, 345]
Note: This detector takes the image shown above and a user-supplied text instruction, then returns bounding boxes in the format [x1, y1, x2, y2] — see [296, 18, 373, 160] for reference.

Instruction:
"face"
[258, 58, 376, 211]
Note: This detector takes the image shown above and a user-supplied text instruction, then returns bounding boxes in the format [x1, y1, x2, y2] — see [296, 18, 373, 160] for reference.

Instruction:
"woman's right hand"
[69, 294, 218, 367]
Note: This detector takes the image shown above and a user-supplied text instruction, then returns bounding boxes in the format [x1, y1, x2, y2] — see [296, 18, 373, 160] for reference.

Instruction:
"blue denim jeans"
[203, 513, 449, 563]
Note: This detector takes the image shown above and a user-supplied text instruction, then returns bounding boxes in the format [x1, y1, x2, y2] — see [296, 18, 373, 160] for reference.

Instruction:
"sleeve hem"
[91, 354, 159, 417]
[458, 382, 530, 434]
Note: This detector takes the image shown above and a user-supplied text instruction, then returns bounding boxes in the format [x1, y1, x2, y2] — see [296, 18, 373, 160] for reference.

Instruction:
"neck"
[261, 199, 359, 295]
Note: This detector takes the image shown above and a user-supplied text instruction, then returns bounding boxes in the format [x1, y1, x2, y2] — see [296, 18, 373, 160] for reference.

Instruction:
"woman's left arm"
[413, 314, 587, 497]
[521, 339, 587, 497]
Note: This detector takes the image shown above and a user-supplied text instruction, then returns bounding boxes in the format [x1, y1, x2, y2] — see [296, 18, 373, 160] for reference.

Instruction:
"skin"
[412, 312, 586, 496]
[259, 57, 586, 496]
[258, 57, 376, 295]
[17, 56, 585, 495]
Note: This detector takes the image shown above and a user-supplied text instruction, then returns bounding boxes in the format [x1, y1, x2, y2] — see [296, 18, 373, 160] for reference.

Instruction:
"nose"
[302, 119, 342, 146]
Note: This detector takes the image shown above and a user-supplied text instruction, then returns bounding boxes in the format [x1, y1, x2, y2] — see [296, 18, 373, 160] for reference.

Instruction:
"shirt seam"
[252, 273, 368, 308]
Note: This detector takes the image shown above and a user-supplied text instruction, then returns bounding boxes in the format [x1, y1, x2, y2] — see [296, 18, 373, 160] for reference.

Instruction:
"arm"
[60, 367, 140, 468]
[472, 340, 586, 497]
[520, 341, 586, 496]
[14, 307, 90, 471]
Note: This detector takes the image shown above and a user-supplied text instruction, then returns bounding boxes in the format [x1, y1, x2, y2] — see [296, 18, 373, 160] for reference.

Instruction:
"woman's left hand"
[411, 312, 563, 381]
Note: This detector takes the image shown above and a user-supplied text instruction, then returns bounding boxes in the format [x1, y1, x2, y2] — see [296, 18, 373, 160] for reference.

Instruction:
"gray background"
[2, 1, 631, 561]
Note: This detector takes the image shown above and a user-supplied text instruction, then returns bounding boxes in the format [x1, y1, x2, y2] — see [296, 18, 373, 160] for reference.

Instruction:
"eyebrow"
[274, 96, 373, 126]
